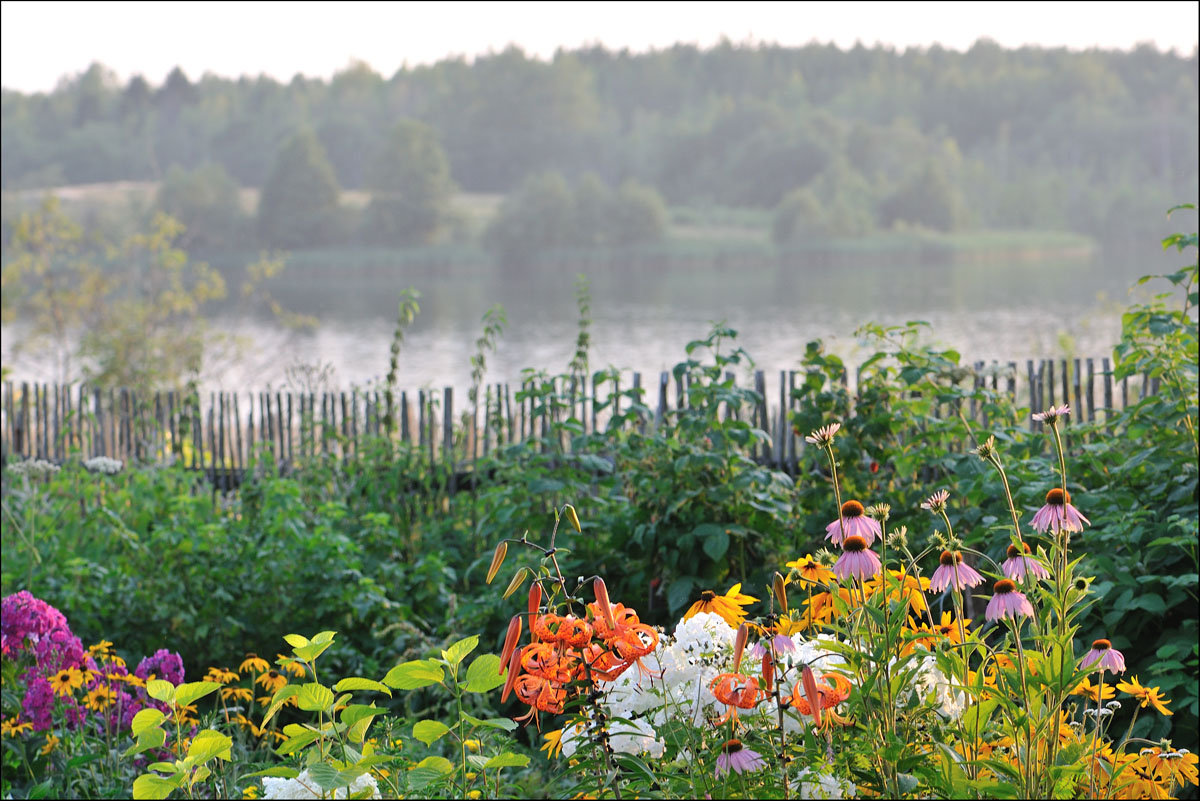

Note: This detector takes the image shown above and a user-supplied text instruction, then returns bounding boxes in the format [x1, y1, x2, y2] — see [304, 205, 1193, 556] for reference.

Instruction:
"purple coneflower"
[1032, 404, 1070, 424]
[1083, 639, 1126, 674]
[749, 633, 797, 661]
[921, 489, 950, 514]
[1002, 542, 1050, 581]
[929, 550, 985, 594]
[825, 500, 882, 546]
[804, 423, 841, 447]
[834, 535, 881, 582]
[985, 579, 1034, 622]
[715, 739, 766, 777]
[1031, 488, 1091, 534]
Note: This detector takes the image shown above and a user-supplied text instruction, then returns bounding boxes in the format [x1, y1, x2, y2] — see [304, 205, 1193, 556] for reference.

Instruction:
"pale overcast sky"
[2, 0, 1197, 92]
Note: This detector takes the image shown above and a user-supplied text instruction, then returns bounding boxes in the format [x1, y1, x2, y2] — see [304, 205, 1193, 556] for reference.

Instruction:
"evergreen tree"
[363, 120, 455, 246]
[257, 129, 342, 249]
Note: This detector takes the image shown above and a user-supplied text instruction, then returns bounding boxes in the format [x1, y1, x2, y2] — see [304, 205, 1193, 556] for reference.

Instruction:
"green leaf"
[131, 708, 165, 737]
[382, 659, 445, 690]
[132, 774, 181, 800]
[461, 713, 518, 732]
[146, 679, 175, 704]
[463, 654, 506, 693]
[441, 635, 479, 667]
[341, 703, 386, 729]
[186, 730, 232, 764]
[123, 726, 167, 758]
[666, 576, 695, 614]
[276, 730, 320, 756]
[174, 681, 221, 709]
[243, 767, 301, 779]
[262, 685, 300, 726]
[333, 677, 391, 697]
[416, 756, 453, 774]
[413, 720, 451, 745]
[306, 763, 350, 791]
[483, 752, 529, 769]
[702, 529, 729, 560]
[283, 633, 309, 648]
[296, 682, 335, 712]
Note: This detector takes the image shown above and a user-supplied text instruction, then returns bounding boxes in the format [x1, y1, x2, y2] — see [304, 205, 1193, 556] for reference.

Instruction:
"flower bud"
[772, 572, 788, 613]
[732, 623, 749, 674]
[564, 504, 582, 533]
[500, 646, 523, 703]
[594, 577, 616, 631]
[499, 616, 522, 675]
[528, 582, 543, 624]
[486, 541, 508, 585]
[762, 650, 775, 693]
[502, 567, 529, 600]
[801, 663, 822, 727]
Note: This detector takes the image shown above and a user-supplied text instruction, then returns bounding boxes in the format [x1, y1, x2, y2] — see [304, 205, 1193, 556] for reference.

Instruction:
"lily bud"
[486, 541, 508, 585]
[499, 616, 522, 675]
[762, 650, 775, 693]
[732, 623, 749, 673]
[801, 663, 822, 727]
[594, 577, 617, 630]
[528, 582, 543, 624]
[564, 504, 582, 533]
[500, 646, 523, 703]
[773, 572, 788, 613]
[502, 567, 528, 600]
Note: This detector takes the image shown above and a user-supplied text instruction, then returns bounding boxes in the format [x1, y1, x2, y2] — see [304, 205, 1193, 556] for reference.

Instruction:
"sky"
[1, 0, 1197, 93]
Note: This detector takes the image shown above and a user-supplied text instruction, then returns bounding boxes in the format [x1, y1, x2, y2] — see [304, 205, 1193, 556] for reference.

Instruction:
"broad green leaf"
[483, 752, 529, 769]
[333, 677, 391, 697]
[132, 774, 180, 800]
[174, 681, 221, 709]
[416, 756, 453, 774]
[461, 713, 517, 732]
[243, 767, 301, 779]
[123, 727, 167, 758]
[146, 679, 175, 704]
[341, 703, 386, 728]
[276, 730, 319, 756]
[262, 685, 300, 726]
[296, 682, 335, 712]
[406, 767, 447, 791]
[294, 639, 334, 663]
[441, 635, 479, 667]
[306, 763, 350, 791]
[131, 708, 165, 737]
[283, 633, 309, 648]
[413, 720, 450, 745]
[463, 654, 506, 693]
[382, 659, 444, 690]
[186, 730, 232, 764]
[189, 765, 211, 787]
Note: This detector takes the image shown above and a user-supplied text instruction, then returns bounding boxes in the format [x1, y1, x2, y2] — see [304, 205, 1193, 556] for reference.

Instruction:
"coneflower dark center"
[841, 500, 865, 518]
[938, 625, 953, 635]
[938, 550, 961, 566]
[1006, 543, 1031, 559]
[1093, 638, 1111, 650]
[994, 579, 1016, 594]
[1045, 488, 1071, 505]
[700, 590, 716, 602]
[843, 535, 868, 553]
[721, 738, 744, 754]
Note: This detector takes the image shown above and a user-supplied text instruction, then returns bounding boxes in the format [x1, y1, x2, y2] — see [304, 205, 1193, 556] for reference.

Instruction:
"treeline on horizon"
[2, 38, 1198, 255]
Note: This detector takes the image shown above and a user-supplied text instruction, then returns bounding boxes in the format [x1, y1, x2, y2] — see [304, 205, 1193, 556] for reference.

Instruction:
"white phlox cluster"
[261, 768, 381, 799]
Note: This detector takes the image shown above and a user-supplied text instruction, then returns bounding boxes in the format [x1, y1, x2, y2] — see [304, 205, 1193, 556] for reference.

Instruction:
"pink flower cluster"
[1, 591, 68, 657]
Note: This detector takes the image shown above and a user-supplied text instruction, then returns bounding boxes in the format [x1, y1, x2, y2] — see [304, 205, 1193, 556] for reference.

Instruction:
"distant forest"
[2, 39, 1197, 248]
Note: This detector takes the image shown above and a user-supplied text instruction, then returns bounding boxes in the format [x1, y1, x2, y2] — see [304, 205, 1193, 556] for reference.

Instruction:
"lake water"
[1, 246, 1174, 394]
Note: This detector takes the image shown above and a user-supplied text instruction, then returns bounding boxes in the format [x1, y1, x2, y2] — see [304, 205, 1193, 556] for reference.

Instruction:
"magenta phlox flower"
[715, 739, 766, 777]
[1082, 639, 1126, 674]
[1, 591, 69, 657]
[985, 580, 1034, 622]
[1031, 488, 1090, 534]
[135, 649, 185, 686]
[929, 550, 985, 594]
[21, 675, 57, 731]
[824, 500, 881, 546]
[834, 535, 882, 581]
[32, 627, 89, 675]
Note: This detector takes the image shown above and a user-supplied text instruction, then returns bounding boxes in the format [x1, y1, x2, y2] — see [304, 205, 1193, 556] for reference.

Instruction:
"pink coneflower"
[749, 634, 797, 661]
[1002, 542, 1050, 582]
[1030, 488, 1091, 534]
[715, 739, 766, 777]
[929, 550, 985, 594]
[985, 579, 1034, 622]
[1032, 404, 1070, 424]
[804, 422, 841, 447]
[921, 489, 950, 514]
[825, 500, 882, 546]
[834, 535, 881, 582]
[1082, 639, 1126, 674]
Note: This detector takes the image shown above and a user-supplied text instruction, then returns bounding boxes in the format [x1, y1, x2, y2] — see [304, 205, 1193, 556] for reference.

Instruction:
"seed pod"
[502, 567, 529, 600]
[773, 572, 788, 613]
[486, 541, 508, 585]
[593, 578, 617, 630]
[732, 623, 749, 673]
[564, 504, 582, 533]
[499, 616, 522, 675]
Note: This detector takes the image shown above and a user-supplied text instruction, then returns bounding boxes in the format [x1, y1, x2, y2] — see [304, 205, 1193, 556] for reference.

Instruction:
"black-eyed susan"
[49, 667, 84, 697]
[276, 655, 307, 678]
[1072, 676, 1116, 702]
[683, 583, 758, 628]
[220, 686, 253, 703]
[1115, 676, 1174, 716]
[785, 555, 834, 588]
[864, 570, 931, 616]
[934, 611, 971, 646]
[39, 734, 59, 756]
[255, 669, 287, 694]
[86, 639, 114, 658]
[85, 684, 115, 711]
[205, 666, 240, 685]
[2, 717, 33, 737]
[239, 654, 269, 675]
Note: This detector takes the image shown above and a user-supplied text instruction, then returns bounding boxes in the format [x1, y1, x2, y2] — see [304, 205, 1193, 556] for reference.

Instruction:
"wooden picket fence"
[0, 357, 1158, 486]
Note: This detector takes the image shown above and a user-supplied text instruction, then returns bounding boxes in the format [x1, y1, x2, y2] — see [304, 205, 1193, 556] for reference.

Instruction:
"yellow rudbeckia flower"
[683, 583, 759, 628]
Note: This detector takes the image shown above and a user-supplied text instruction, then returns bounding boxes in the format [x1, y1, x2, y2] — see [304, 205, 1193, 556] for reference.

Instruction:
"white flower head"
[1032, 404, 1070, 424]
[805, 422, 842, 447]
[83, 456, 124, 475]
[262, 768, 380, 799]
